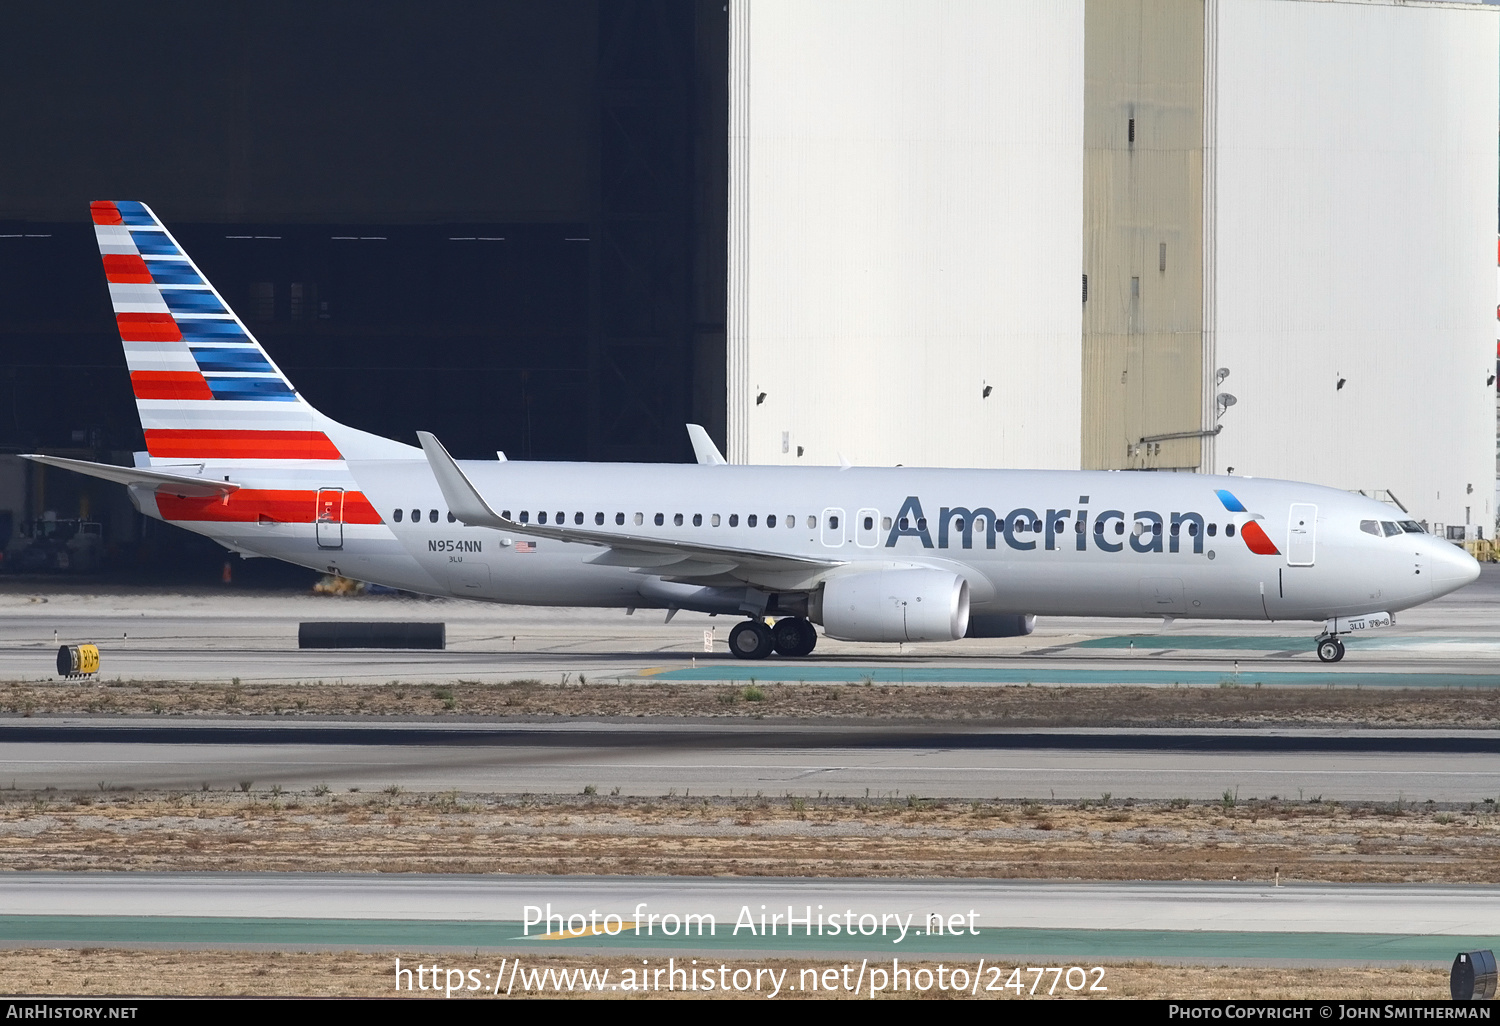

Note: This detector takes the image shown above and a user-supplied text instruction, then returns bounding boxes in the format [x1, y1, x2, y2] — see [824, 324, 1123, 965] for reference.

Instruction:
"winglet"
[685, 424, 727, 466]
[416, 431, 509, 531]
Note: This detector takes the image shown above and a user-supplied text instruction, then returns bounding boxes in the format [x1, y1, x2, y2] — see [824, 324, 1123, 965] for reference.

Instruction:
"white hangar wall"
[726, 0, 1085, 469]
[1208, 0, 1498, 531]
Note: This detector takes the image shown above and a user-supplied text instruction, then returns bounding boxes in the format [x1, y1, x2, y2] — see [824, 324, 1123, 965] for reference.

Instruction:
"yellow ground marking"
[534, 922, 639, 940]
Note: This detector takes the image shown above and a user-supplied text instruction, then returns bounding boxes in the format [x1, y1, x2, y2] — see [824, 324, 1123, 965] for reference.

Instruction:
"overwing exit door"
[315, 488, 344, 549]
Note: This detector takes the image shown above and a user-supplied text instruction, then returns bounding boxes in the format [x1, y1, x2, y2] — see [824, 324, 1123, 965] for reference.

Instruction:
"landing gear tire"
[1316, 638, 1346, 663]
[729, 619, 775, 660]
[771, 617, 818, 657]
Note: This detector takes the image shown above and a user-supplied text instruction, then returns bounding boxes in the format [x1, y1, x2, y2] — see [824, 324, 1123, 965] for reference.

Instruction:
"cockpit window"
[1380, 521, 1400, 537]
[1399, 520, 1424, 534]
[1360, 520, 1380, 537]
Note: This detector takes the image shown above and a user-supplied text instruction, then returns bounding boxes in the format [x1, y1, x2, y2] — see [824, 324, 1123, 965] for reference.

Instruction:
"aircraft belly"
[424, 549, 641, 606]
[210, 529, 449, 596]
[985, 556, 1269, 620]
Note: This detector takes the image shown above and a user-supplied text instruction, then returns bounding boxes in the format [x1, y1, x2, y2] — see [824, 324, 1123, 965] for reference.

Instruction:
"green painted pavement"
[0, 917, 1492, 962]
[1073, 635, 1488, 651]
[645, 666, 1500, 687]
[1075, 636, 1318, 651]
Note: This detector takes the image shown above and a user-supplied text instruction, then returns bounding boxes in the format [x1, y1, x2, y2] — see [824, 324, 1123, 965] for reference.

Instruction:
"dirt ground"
[4, 678, 1500, 727]
[0, 949, 1452, 999]
[1, 680, 1488, 1000]
[1, 790, 1495, 882]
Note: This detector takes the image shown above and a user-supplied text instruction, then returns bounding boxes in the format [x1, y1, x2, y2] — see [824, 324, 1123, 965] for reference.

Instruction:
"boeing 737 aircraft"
[24, 201, 1482, 662]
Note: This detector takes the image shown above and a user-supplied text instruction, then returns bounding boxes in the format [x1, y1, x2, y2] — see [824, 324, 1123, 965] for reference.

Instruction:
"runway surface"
[1, 573, 1498, 797]
[4, 718, 1499, 799]
[2, 874, 1495, 963]
[2, 566, 1500, 686]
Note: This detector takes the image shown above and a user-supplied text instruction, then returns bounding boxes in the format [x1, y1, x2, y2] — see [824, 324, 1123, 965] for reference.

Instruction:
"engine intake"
[819, 569, 970, 642]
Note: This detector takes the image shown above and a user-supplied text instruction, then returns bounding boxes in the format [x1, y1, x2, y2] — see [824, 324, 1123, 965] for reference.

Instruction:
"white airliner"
[25, 201, 1481, 662]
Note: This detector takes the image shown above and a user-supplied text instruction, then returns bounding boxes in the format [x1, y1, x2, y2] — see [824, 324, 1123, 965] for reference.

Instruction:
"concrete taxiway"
[2, 719, 1498, 799]
[1, 572, 1498, 798]
[1, 566, 1499, 686]
[1, 874, 1495, 963]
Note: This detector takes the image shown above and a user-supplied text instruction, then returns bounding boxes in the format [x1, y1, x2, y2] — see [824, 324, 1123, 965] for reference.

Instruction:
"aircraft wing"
[20, 454, 241, 499]
[417, 431, 842, 579]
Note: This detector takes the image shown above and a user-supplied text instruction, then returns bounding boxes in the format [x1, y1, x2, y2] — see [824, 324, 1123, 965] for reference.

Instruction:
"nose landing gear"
[1315, 635, 1346, 662]
[728, 617, 818, 659]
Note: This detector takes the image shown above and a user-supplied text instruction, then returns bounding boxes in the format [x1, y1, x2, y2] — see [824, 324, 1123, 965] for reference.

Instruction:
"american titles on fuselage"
[886, 495, 1274, 555]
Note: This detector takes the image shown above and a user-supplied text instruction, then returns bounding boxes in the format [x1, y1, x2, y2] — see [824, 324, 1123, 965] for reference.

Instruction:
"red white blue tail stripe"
[92, 200, 341, 464]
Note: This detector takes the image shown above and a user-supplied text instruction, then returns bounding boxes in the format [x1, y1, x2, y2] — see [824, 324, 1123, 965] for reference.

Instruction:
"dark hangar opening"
[0, 1, 728, 580]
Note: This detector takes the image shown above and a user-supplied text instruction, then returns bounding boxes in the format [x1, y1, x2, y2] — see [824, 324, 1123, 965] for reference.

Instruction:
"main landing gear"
[1315, 635, 1346, 662]
[728, 617, 818, 660]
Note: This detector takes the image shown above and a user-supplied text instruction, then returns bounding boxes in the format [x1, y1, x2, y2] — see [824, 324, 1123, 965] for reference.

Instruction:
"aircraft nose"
[1426, 536, 1481, 598]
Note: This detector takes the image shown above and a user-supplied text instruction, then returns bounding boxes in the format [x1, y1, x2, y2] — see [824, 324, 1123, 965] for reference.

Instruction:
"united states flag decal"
[515, 541, 536, 553]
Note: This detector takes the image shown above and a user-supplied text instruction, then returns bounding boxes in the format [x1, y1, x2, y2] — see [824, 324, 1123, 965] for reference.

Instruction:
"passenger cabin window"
[1223, 523, 1232, 536]
[711, 514, 720, 527]
[767, 515, 777, 527]
[654, 513, 664, 526]
[447, 512, 456, 523]
[674, 514, 684, 526]
[748, 514, 758, 527]
[501, 510, 511, 519]
[520, 511, 529, 523]
[634, 513, 643, 525]
[539, 512, 548, 524]
[829, 515, 839, 529]
[729, 514, 739, 527]
[693, 514, 702, 527]
[393, 509, 403, 523]
[863, 516, 873, 530]
[410, 509, 420, 523]
[882, 517, 892, 530]
[555, 511, 563, 524]
[787, 515, 795, 528]
[807, 515, 816, 529]
[575, 512, 584, 525]
[1206, 523, 1217, 537]
[615, 513, 624, 525]
[595, 512, 604, 525]
[429, 509, 438, 523]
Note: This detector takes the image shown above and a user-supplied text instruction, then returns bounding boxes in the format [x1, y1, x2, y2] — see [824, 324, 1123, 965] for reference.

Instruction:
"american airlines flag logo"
[515, 541, 536, 553]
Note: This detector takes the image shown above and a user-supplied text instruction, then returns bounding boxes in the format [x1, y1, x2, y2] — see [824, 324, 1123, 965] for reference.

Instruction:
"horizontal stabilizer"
[21, 453, 241, 499]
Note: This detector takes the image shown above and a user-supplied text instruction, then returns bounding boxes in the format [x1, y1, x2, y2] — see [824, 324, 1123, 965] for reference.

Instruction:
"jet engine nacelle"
[819, 569, 971, 643]
[965, 613, 1036, 638]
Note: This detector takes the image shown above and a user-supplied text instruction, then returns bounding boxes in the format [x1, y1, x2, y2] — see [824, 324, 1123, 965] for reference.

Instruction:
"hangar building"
[0, 0, 1494, 576]
[728, 0, 1498, 535]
